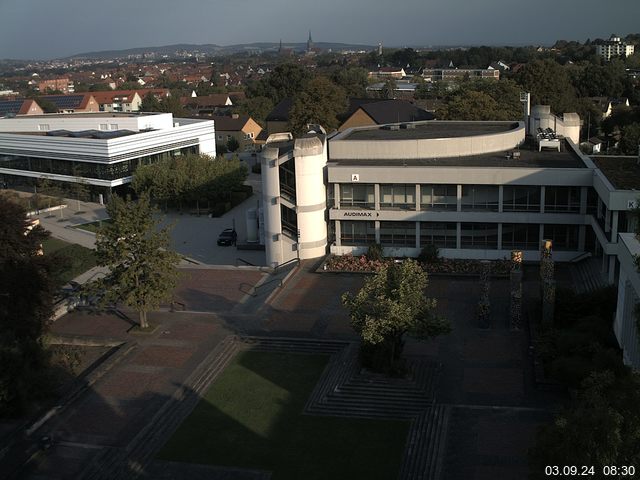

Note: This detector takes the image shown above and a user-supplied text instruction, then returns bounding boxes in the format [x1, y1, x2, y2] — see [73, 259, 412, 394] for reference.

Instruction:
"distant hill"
[64, 42, 377, 60]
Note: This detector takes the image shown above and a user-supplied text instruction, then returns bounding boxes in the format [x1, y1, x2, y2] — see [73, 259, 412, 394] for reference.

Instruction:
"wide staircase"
[569, 257, 608, 294]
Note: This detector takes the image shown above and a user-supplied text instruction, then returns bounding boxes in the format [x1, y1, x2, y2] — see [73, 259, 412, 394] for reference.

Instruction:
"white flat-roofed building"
[596, 34, 635, 61]
[260, 114, 640, 369]
[0, 112, 215, 196]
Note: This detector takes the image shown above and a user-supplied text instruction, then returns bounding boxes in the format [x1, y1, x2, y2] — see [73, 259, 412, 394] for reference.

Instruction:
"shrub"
[366, 243, 384, 261]
[418, 244, 440, 264]
[251, 162, 262, 174]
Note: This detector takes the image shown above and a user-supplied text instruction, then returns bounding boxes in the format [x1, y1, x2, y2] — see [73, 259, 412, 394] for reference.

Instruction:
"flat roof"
[6, 112, 163, 119]
[341, 121, 519, 141]
[592, 156, 640, 190]
[330, 140, 585, 169]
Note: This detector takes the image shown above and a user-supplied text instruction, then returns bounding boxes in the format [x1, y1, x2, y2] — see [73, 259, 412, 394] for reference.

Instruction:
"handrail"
[569, 251, 592, 263]
[236, 257, 256, 267]
[274, 257, 300, 272]
[250, 278, 283, 297]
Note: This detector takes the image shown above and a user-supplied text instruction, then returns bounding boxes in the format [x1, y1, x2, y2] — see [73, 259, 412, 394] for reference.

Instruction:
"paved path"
[4, 263, 565, 480]
[34, 179, 266, 267]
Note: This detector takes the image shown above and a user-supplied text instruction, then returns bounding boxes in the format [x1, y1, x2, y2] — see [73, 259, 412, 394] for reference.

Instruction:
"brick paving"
[7, 263, 565, 480]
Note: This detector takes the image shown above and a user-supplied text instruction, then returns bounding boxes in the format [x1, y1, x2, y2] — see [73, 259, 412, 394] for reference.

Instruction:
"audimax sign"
[342, 211, 379, 217]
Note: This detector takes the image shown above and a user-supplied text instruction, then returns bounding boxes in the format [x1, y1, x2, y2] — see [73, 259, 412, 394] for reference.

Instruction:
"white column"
[261, 147, 283, 268]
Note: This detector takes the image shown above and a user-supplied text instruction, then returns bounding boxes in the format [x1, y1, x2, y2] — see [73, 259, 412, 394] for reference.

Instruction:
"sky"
[0, 0, 639, 60]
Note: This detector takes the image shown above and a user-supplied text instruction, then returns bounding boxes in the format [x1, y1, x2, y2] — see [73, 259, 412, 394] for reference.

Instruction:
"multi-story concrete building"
[596, 34, 635, 61]
[422, 68, 499, 81]
[37, 77, 74, 94]
[0, 112, 215, 198]
[259, 107, 640, 368]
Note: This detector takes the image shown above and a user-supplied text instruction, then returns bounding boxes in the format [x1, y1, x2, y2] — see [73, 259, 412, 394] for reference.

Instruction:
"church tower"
[307, 31, 313, 54]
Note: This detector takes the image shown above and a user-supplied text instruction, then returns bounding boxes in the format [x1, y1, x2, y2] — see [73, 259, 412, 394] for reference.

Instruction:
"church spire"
[307, 30, 313, 53]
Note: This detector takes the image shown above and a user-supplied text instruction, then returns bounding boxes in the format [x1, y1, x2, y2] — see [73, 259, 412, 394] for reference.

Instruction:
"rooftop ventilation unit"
[400, 123, 416, 129]
[382, 124, 400, 131]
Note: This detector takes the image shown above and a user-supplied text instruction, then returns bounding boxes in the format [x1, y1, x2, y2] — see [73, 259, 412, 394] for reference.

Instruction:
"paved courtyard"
[3, 263, 564, 479]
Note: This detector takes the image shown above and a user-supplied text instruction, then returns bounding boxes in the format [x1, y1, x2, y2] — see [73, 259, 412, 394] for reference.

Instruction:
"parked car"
[217, 228, 237, 246]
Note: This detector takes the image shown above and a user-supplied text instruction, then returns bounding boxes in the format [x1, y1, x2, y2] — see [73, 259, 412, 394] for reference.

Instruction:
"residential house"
[39, 94, 99, 113]
[0, 99, 44, 117]
[212, 114, 262, 153]
[38, 77, 74, 94]
[84, 90, 143, 113]
[338, 99, 434, 131]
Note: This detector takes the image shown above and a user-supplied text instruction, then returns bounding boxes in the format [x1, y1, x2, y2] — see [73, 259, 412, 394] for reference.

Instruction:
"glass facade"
[380, 184, 415, 210]
[420, 222, 457, 248]
[279, 160, 296, 202]
[281, 204, 297, 240]
[341, 221, 376, 246]
[503, 186, 541, 212]
[544, 186, 581, 213]
[544, 224, 579, 250]
[340, 184, 375, 209]
[380, 221, 416, 247]
[0, 146, 198, 182]
[461, 223, 499, 249]
[420, 184, 457, 210]
[502, 223, 539, 250]
[461, 186, 499, 211]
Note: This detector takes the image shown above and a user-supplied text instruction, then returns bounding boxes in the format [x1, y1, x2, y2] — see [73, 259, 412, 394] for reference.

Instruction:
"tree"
[246, 63, 314, 104]
[618, 123, 640, 155]
[342, 260, 450, 373]
[529, 370, 640, 478]
[235, 96, 274, 128]
[437, 80, 522, 121]
[331, 67, 370, 97]
[227, 136, 240, 153]
[514, 59, 579, 114]
[380, 78, 397, 99]
[288, 76, 348, 134]
[0, 197, 55, 415]
[93, 194, 180, 329]
[139, 93, 162, 112]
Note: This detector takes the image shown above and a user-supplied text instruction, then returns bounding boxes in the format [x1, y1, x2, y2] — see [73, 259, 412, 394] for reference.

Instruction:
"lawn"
[74, 219, 112, 233]
[158, 351, 410, 480]
[41, 238, 97, 284]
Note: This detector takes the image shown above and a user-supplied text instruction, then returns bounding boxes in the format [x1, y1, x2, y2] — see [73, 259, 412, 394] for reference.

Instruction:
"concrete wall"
[330, 122, 526, 160]
[0, 112, 175, 132]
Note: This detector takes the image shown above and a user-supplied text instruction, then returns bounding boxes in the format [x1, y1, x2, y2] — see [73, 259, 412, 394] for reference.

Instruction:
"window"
[281, 205, 297, 240]
[279, 160, 296, 202]
[99, 124, 108, 131]
[38, 124, 50, 131]
[420, 222, 456, 248]
[341, 221, 376, 245]
[461, 223, 498, 249]
[340, 184, 374, 209]
[109, 124, 118, 130]
[543, 224, 579, 250]
[503, 186, 541, 212]
[420, 184, 457, 210]
[461, 186, 499, 211]
[502, 224, 539, 250]
[380, 222, 416, 247]
[544, 186, 580, 213]
[380, 184, 415, 210]
[217, 135, 223, 140]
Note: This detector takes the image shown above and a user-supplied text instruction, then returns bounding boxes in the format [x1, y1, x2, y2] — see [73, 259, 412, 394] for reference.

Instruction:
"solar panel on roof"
[42, 95, 84, 109]
[0, 100, 23, 115]
[46, 130, 72, 137]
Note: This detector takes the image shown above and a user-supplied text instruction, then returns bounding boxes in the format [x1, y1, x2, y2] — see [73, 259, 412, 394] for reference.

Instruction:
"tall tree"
[93, 194, 180, 328]
[342, 260, 450, 373]
[331, 67, 370, 97]
[288, 76, 348, 134]
[514, 59, 578, 114]
[0, 197, 55, 415]
[529, 370, 640, 478]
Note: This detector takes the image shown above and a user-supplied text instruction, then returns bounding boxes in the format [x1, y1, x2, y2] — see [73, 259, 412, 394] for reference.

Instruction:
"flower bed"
[321, 254, 511, 276]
